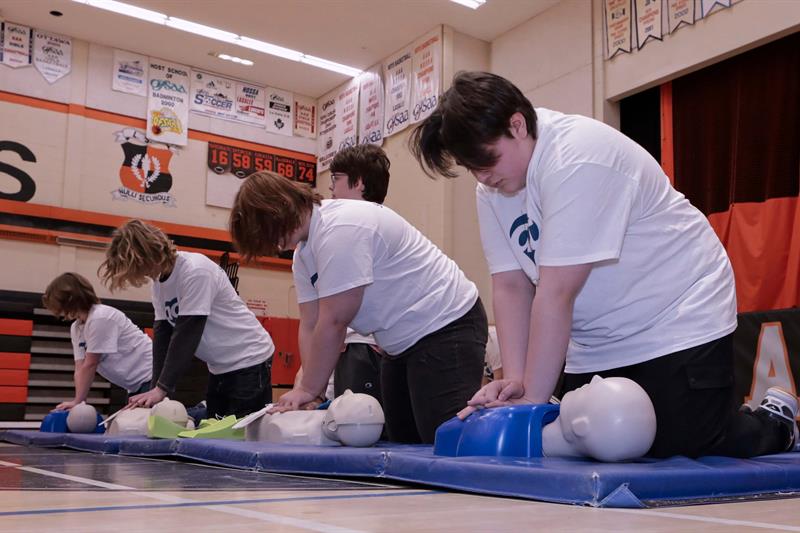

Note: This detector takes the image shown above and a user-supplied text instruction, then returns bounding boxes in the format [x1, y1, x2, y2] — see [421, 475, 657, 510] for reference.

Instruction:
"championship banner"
[634, 0, 663, 50]
[382, 47, 412, 138]
[32, 31, 71, 83]
[293, 94, 317, 139]
[733, 308, 800, 409]
[358, 65, 384, 146]
[410, 29, 442, 125]
[336, 79, 359, 152]
[266, 87, 293, 136]
[112, 49, 148, 96]
[206, 141, 316, 208]
[667, 0, 695, 34]
[235, 82, 267, 127]
[605, 0, 632, 59]
[701, 0, 732, 18]
[316, 87, 338, 173]
[147, 58, 190, 146]
[191, 70, 237, 122]
[2, 23, 32, 68]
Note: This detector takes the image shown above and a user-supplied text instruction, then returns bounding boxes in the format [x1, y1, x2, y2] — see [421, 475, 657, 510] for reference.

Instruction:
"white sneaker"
[757, 387, 799, 452]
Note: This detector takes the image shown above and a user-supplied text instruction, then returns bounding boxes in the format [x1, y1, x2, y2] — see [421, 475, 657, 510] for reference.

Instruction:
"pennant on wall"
[604, 0, 632, 59]
[316, 87, 338, 173]
[382, 47, 412, 138]
[667, 0, 695, 33]
[701, 0, 732, 18]
[358, 66, 384, 146]
[410, 28, 442, 125]
[634, 0, 663, 49]
[266, 87, 294, 136]
[147, 58, 190, 146]
[335, 79, 359, 152]
[2, 22, 32, 68]
[235, 82, 266, 127]
[32, 31, 71, 83]
[293, 94, 317, 139]
[112, 49, 148, 96]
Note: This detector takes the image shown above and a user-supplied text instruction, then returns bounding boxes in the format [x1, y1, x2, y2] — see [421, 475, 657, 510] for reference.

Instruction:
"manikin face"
[329, 172, 365, 200]
[470, 112, 535, 195]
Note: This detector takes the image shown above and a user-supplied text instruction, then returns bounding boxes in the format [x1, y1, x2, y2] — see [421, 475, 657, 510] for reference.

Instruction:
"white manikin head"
[107, 407, 151, 436]
[150, 398, 189, 426]
[545, 376, 656, 462]
[66, 402, 98, 433]
[322, 390, 385, 447]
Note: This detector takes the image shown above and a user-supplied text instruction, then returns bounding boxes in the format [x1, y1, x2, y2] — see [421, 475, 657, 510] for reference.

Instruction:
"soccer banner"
[382, 47, 412, 137]
[191, 70, 237, 122]
[32, 31, 71, 83]
[358, 65, 384, 146]
[410, 28, 442, 125]
[147, 59, 190, 146]
[206, 141, 316, 208]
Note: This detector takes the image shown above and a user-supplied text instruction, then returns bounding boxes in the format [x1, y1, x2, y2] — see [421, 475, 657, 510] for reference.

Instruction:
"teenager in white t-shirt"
[43, 273, 152, 411]
[409, 71, 795, 457]
[230, 171, 488, 443]
[100, 220, 274, 419]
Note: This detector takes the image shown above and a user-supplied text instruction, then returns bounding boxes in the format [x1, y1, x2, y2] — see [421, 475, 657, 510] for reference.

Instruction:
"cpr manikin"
[105, 397, 194, 436]
[542, 376, 657, 462]
[238, 389, 385, 447]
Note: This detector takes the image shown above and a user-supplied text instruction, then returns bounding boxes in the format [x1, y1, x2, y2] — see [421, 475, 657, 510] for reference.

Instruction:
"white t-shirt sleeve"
[292, 246, 318, 304]
[176, 268, 215, 316]
[152, 286, 166, 321]
[536, 163, 637, 265]
[477, 189, 523, 274]
[70, 321, 86, 361]
[313, 224, 374, 299]
[84, 316, 120, 355]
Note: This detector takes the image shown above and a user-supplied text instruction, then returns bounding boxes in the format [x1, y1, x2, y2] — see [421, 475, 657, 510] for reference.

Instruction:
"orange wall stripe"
[0, 386, 28, 403]
[0, 369, 29, 387]
[660, 81, 675, 185]
[0, 353, 31, 370]
[0, 89, 315, 162]
[0, 319, 33, 337]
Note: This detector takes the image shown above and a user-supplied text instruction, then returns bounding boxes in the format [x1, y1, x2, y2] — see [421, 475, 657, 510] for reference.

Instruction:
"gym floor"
[1, 443, 800, 532]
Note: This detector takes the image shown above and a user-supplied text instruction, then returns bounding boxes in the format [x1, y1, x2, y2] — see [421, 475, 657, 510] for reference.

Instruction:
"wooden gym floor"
[1, 443, 800, 532]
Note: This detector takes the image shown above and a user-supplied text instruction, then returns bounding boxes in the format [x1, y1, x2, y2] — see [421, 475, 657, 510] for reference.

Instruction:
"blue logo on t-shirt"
[164, 297, 179, 326]
[79, 341, 86, 349]
[310, 273, 318, 287]
[509, 214, 539, 264]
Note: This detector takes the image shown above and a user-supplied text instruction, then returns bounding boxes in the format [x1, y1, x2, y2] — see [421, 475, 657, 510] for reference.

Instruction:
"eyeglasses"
[330, 172, 348, 184]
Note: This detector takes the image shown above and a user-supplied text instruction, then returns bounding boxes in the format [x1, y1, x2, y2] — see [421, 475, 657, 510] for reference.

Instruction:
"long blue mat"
[4, 430, 800, 508]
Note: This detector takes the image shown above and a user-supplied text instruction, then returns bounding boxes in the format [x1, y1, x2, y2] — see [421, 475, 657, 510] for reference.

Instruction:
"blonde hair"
[99, 219, 177, 292]
[42, 272, 100, 318]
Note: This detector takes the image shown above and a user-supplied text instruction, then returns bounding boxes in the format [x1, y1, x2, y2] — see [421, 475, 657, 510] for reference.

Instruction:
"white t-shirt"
[484, 325, 502, 372]
[477, 108, 737, 374]
[293, 200, 479, 355]
[152, 251, 274, 375]
[345, 328, 376, 346]
[70, 304, 152, 393]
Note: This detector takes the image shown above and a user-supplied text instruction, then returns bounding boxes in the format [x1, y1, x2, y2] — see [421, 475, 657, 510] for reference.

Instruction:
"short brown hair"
[42, 272, 100, 318]
[330, 144, 390, 203]
[229, 171, 321, 261]
[100, 219, 177, 292]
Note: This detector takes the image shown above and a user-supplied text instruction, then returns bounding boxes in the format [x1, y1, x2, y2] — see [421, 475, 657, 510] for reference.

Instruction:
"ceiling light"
[70, 0, 361, 76]
[214, 52, 254, 67]
[450, 0, 486, 9]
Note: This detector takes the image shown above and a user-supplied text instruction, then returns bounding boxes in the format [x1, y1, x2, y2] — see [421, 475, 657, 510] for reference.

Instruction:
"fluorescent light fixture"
[215, 53, 253, 66]
[450, 0, 486, 9]
[300, 54, 362, 77]
[165, 17, 239, 44]
[70, 0, 361, 76]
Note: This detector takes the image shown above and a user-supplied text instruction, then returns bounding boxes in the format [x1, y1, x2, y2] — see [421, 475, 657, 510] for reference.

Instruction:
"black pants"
[381, 298, 488, 444]
[206, 359, 272, 419]
[562, 333, 789, 458]
[334, 343, 383, 404]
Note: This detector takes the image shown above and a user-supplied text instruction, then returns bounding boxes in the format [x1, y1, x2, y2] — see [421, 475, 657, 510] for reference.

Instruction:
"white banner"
[336, 79, 359, 152]
[32, 31, 71, 83]
[293, 94, 317, 139]
[316, 88, 338, 173]
[667, 0, 695, 33]
[605, 0, 633, 59]
[266, 87, 294, 136]
[358, 66, 384, 146]
[382, 47, 412, 137]
[701, 0, 731, 18]
[2, 23, 32, 68]
[635, 0, 663, 49]
[191, 70, 237, 122]
[235, 82, 267, 127]
[112, 49, 148, 96]
[147, 59, 190, 146]
[410, 29, 442, 125]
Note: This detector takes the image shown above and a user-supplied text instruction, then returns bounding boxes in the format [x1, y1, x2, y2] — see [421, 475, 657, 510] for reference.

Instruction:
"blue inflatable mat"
[4, 430, 800, 508]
